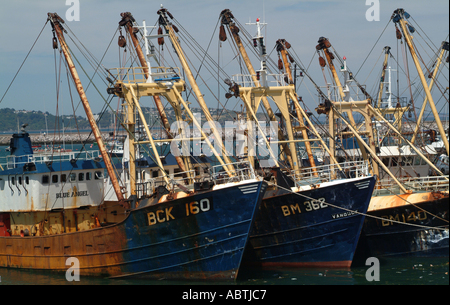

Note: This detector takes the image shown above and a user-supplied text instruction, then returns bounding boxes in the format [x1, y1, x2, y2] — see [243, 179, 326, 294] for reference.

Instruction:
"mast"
[331, 104, 408, 193]
[157, 7, 236, 176]
[316, 37, 377, 176]
[314, 42, 447, 188]
[119, 12, 191, 174]
[377, 46, 391, 107]
[374, 46, 391, 146]
[317, 37, 346, 101]
[367, 103, 448, 179]
[220, 9, 296, 169]
[276, 39, 317, 174]
[411, 41, 449, 145]
[374, 46, 409, 144]
[394, 9, 449, 155]
[48, 13, 127, 208]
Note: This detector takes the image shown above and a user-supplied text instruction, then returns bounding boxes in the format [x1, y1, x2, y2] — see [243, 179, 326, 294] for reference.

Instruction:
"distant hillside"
[0, 108, 91, 132]
[1, 106, 445, 135]
[0, 107, 245, 133]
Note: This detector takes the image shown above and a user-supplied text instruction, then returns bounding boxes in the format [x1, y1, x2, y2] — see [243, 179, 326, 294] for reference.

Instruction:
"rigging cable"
[0, 20, 49, 105]
[268, 180, 448, 229]
[354, 17, 392, 79]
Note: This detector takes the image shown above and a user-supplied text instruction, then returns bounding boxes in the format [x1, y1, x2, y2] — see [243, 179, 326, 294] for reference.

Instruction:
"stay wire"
[0, 20, 49, 105]
[268, 180, 449, 230]
[169, 19, 244, 129]
[354, 17, 392, 78]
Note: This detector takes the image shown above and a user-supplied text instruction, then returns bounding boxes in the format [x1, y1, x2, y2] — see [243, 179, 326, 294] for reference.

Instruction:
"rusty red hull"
[0, 180, 266, 281]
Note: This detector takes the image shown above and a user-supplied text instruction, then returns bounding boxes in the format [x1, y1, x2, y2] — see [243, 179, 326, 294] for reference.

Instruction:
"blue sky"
[0, 0, 448, 118]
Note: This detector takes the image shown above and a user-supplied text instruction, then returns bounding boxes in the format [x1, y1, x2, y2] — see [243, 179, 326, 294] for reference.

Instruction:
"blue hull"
[243, 176, 376, 268]
[113, 180, 267, 280]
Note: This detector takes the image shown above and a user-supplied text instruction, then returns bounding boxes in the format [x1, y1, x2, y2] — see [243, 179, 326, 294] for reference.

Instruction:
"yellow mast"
[377, 46, 391, 108]
[220, 9, 296, 169]
[276, 39, 317, 175]
[368, 104, 448, 179]
[48, 13, 127, 208]
[109, 70, 187, 187]
[331, 104, 409, 194]
[316, 37, 378, 176]
[119, 12, 192, 176]
[411, 41, 448, 145]
[158, 8, 236, 176]
[395, 9, 449, 155]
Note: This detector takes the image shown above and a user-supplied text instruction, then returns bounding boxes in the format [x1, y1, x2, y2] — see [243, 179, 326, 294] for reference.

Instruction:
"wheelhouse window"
[61, 174, 67, 183]
[42, 175, 49, 184]
[94, 171, 103, 180]
[414, 157, 421, 166]
[78, 173, 84, 181]
[52, 175, 58, 183]
[86, 172, 92, 181]
[69, 173, 76, 182]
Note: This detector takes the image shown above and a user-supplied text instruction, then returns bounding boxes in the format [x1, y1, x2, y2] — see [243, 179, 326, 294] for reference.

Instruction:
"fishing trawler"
[325, 45, 441, 180]
[0, 12, 267, 281]
[217, 9, 377, 268]
[356, 10, 449, 259]
[311, 10, 448, 259]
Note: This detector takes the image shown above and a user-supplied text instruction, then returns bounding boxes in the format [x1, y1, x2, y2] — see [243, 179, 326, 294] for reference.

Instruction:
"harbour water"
[0, 143, 448, 286]
[0, 257, 448, 285]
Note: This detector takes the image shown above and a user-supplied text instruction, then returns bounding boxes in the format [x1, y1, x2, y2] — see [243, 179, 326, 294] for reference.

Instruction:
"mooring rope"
[267, 180, 449, 231]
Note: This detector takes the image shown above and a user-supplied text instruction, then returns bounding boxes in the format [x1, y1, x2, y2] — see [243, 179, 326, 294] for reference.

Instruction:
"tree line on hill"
[0, 108, 91, 132]
[0, 107, 245, 133]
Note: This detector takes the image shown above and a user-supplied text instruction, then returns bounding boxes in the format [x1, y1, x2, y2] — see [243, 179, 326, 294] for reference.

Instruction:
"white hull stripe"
[238, 184, 259, 194]
[239, 185, 259, 190]
[354, 181, 370, 189]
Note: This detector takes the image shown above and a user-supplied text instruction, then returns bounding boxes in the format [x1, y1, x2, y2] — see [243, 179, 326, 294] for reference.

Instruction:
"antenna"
[263, 0, 266, 23]
[246, 18, 268, 86]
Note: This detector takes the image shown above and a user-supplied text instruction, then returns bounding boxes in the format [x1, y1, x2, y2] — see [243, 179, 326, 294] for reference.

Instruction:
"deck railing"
[108, 66, 182, 84]
[210, 161, 257, 185]
[231, 73, 290, 87]
[1, 150, 102, 170]
[374, 175, 449, 196]
[136, 169, 199, 196]
[289, 160, 370, 187]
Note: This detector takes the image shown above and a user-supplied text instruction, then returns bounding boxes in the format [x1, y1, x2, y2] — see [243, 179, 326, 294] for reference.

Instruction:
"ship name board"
[380, 211, 427, 226]
[147, 198, 212, 226]
[56, 191, 89, 199]
[280, 197, 328, 216]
